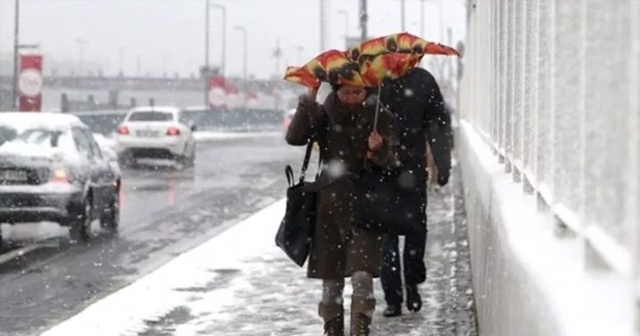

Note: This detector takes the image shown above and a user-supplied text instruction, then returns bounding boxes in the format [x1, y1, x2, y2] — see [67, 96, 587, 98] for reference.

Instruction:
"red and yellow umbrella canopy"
[284, 32, 459, 88]
[284, 49, 365, 88]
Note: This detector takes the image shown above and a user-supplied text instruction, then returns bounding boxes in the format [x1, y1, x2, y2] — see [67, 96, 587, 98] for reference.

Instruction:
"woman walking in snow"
[285, 84, 398, 336]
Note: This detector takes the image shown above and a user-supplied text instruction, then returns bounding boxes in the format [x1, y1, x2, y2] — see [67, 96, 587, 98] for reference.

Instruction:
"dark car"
[0, 113, 120, 245]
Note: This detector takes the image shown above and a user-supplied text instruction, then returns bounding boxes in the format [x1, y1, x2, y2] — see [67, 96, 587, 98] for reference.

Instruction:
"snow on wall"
[457, 121, 633, 336]
[458, 0, 639, 334]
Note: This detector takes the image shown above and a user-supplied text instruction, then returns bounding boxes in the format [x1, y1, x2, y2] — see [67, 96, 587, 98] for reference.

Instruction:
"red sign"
[208, 76, 226, 108]
[18, 54, 43, 112]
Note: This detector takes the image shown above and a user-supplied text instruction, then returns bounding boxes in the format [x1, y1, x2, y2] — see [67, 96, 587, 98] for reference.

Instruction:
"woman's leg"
[320, 279, 345, 335]
[350, 271, 375, 336]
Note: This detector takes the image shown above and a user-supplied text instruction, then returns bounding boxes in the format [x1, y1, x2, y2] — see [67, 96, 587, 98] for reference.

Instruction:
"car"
[0, 112, 121, 245]
[93, 134, 122, 218]
[115, 106, 197, 167]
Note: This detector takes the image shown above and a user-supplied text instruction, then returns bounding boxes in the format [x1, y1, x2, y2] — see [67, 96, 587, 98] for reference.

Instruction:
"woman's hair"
[331, 83, 376, 96]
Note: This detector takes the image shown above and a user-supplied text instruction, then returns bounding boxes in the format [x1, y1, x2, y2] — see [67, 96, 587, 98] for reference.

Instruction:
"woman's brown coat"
[285, 92, 398, 280]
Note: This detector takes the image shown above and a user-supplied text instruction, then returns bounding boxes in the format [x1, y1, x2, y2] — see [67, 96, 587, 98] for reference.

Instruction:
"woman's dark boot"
[406, 284, 423, 312]
[319, 302, 345, 336]
[350, 298, 375, 336]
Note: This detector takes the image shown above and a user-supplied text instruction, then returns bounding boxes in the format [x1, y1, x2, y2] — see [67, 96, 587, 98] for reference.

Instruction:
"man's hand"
[368, 131, 383, 151]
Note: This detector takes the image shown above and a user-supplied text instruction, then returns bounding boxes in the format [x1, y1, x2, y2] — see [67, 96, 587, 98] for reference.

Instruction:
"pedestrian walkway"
[41, 166, 477, 336]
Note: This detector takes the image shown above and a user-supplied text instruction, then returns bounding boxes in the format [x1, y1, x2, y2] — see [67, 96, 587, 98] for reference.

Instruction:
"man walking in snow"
[378, 67, 453, 317]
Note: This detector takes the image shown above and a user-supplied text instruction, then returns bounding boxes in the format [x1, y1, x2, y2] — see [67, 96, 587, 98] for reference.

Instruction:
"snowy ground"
[41, 166, 477, 336]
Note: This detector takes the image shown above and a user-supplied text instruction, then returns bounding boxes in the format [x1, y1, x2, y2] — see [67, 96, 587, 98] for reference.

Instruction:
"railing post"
[628, 0, 640, 331]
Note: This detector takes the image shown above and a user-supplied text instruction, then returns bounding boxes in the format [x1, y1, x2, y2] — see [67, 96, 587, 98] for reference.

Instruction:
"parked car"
[115, 106, 197, 167]
[0, 112, 121, 244]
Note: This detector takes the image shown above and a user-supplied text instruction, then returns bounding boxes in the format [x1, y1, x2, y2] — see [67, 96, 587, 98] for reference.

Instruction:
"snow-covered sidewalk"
[41, 169, 476, 336]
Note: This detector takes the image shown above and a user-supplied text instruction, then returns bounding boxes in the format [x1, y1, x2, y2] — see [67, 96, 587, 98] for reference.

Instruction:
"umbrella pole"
[373, 85, 382, 131]
[365, 85, 383, 168]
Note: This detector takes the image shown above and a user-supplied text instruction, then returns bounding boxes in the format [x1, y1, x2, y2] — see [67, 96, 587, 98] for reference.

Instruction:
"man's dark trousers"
[380, 187, 427, 307]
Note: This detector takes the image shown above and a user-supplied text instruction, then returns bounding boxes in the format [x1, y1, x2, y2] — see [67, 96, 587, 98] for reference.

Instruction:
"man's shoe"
[382, 304, 402, 317]
[406, 285, 423, 312]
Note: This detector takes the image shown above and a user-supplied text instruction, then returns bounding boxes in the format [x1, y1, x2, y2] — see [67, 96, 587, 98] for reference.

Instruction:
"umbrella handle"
[365, 86, 383, 167]
[373, 85, 382, 132]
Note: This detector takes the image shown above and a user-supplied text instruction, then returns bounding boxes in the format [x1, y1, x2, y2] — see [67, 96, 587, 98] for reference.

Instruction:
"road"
[0, 134, 303, 336]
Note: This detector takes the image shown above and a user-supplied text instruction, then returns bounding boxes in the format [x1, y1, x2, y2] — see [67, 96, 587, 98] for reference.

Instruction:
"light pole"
[76, 38, 89, 77]
[204, 0, 210, 107]
[234, 25, 247, 104]
[337, 10, 349, 47]
[359, 0, 368, 42]
[272, 37, 282, 76]
[211, 3, 226, 76]
[11, 0, 20, 109]
[401, 0, 406, 32]
[420, 0, 425, 37]
[319, 0, 326, 52]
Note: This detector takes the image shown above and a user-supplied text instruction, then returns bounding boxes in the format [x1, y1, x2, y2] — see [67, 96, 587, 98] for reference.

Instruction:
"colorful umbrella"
[284, 49, 364, 88]
[283, 32, 459, 88]
[347, 32, 460, 87]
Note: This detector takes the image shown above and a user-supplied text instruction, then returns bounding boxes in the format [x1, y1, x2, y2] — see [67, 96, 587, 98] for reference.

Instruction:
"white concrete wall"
[458, 0, 639, 335]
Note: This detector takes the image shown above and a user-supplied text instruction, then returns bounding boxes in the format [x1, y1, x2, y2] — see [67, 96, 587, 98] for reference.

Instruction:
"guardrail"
[460, 0, 639, 333]
[71, 107, 284, 135]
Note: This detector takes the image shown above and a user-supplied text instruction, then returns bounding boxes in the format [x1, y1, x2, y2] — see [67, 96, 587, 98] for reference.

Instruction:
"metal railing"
[460, 0, 639, 332]
[70, 108, 284, 135]
[0, 108, 285, 135]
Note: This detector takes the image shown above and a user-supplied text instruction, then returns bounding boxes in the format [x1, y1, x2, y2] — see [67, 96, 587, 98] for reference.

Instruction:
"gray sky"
[0, 0, 466, 79]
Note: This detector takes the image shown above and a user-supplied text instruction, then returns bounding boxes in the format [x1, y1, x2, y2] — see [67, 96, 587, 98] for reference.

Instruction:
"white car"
[0, 112, 121, 243]
[115, 106, 197, 167]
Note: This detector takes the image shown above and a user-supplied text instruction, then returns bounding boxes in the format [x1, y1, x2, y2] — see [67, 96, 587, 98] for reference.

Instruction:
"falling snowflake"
[326, 159, 346, 179]
[404, 88, 414, 97]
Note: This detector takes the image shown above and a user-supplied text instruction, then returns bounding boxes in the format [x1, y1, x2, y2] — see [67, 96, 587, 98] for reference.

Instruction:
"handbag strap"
[292, 109, 330, 184]
[299, 141, 314, 183]
[299, 141, 323, 183]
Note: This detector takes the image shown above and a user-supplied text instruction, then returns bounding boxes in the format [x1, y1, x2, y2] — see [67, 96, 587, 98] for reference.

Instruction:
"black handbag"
[353, 164, 427, 236]
[275, 141, 322, 267]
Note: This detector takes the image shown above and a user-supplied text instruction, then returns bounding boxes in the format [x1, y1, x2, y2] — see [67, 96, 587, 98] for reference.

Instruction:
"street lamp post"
[11, 0, 20, 109]
[421, 0, 425, 38]
[401, 0, 406, 32]
[319, 0, 326, 52]
[234, 25, 248, 104]
[359, 0, 368, 42]
[211, 3, 226, 76]
[205, 0, 210, 70]
[272, 37, 282, 77]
